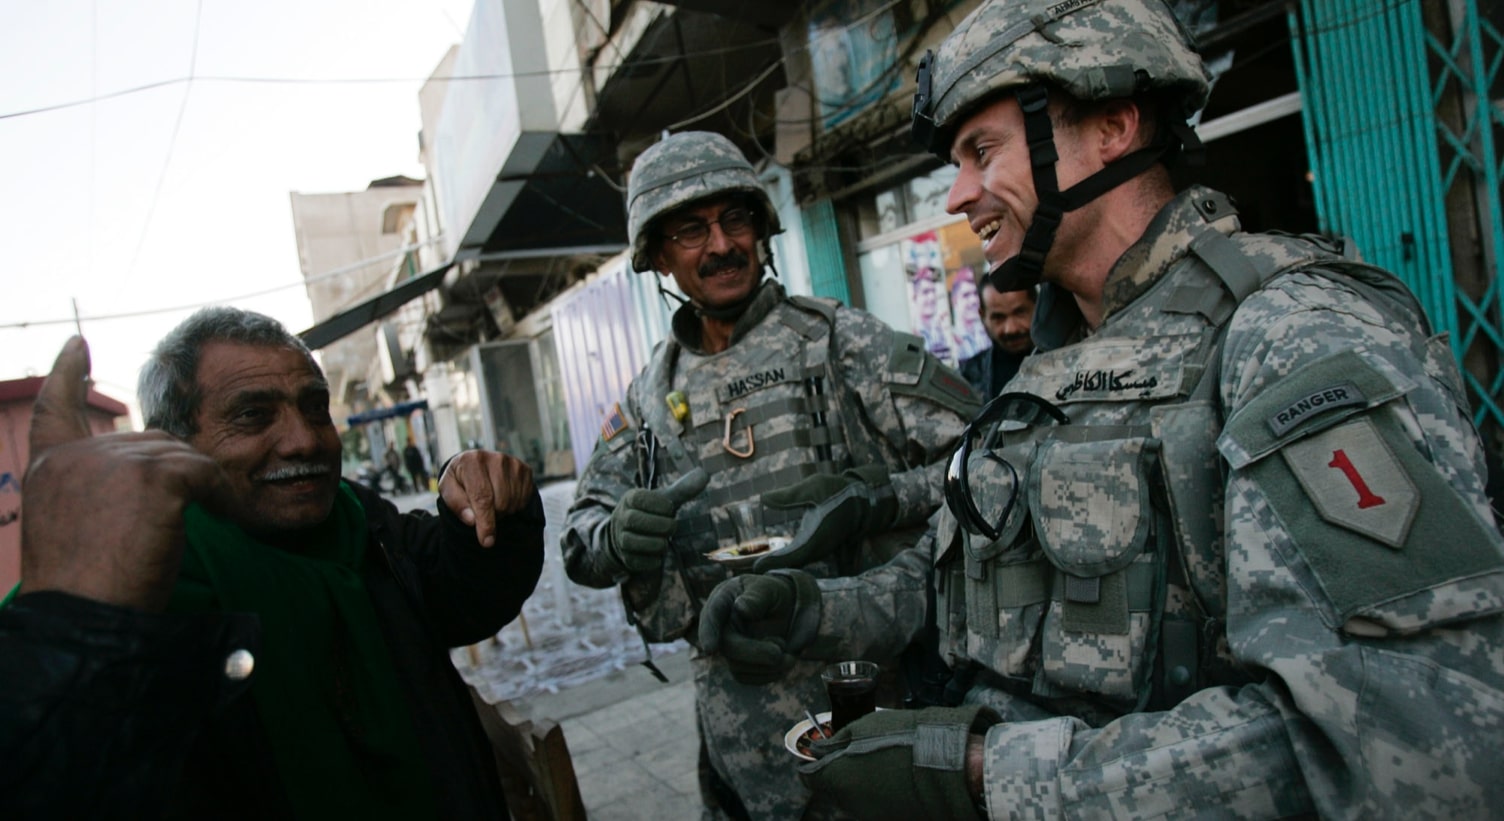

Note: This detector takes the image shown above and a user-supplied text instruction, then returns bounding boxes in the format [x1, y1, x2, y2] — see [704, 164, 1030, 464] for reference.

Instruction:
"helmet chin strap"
[655, 278, 689, 308]
[987, 84, 1192, 292]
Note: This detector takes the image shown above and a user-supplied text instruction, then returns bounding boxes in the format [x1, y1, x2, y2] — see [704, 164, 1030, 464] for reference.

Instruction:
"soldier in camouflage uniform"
[561, 131, 978, 820]
[700, 1, 1504, 817]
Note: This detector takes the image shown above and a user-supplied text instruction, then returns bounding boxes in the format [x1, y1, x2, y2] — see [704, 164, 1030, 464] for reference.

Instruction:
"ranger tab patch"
[1282, 417, 1418, 548]
[600, 402, 630, 442]
[1266, 381, 1366, 436]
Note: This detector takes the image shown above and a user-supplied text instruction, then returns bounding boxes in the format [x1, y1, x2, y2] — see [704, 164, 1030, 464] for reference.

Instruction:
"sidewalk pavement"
[390, 480, 702, 819]
[513, 650, 700, 820]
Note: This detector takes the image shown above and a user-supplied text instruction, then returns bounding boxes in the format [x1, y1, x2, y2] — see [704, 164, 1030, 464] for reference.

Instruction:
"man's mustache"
[698, 249, 750, 278]
[999, 332, 1031, 346]
[257, 462, 333, 482]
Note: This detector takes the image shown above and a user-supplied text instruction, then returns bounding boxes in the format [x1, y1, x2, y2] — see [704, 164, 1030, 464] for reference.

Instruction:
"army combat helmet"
[912, 0, 1212, 290]
[626, 131, 783, 274]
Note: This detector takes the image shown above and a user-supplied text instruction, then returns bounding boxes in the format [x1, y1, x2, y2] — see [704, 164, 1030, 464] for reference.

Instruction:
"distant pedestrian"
[404, 441, 430, 493]
[383, 443, 407, 493]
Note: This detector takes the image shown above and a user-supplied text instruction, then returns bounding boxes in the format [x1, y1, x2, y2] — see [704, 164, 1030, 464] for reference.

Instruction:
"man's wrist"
[967, 732, 986, 814]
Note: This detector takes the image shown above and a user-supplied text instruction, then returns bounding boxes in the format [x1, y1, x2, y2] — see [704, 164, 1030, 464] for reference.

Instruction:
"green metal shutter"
[1291, 0, 1504, 436]
[800, 199, 852, 302]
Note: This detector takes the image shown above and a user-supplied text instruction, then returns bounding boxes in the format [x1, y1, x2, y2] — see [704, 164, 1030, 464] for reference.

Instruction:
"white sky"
[0, 0, 475, 420]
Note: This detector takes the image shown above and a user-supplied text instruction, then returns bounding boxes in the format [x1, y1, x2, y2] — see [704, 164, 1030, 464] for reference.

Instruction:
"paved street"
[392, 481, 701, 818]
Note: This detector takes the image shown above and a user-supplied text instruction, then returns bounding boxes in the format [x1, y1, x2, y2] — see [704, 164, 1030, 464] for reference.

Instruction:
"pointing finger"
[29, 337, 96, 458]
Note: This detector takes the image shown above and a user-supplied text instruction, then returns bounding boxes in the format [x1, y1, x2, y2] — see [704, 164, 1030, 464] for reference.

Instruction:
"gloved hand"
[698, 569, 821, 685]
[754, 465, 897, 572]
[799, 704, 999, 820]
[607, 468, 708, 574]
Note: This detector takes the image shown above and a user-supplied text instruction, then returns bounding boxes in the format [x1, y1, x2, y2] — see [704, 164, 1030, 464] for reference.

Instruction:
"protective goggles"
[944, 391, 1069, 541]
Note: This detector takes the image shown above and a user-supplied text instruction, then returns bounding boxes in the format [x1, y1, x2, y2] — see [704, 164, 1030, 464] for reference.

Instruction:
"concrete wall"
[289, 182, 423, 419]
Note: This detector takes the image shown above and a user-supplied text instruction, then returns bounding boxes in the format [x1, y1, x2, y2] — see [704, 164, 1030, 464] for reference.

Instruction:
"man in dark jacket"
[0, 307, 544, 819]
[957, 281, 1035, 400]
[405, 440, 432, 493]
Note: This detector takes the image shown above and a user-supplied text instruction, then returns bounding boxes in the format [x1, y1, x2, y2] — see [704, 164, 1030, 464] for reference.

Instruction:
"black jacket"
[959, 344, 1030, 402]
[0, 480, 545, 819]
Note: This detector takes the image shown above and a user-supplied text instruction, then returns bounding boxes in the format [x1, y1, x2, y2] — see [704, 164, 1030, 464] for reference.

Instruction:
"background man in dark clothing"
[405, 440, 431, 493]
[958, 281, 1036, 400]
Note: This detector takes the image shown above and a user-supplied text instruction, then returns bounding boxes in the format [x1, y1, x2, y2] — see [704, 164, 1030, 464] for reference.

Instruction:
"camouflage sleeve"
[560, 384, 700, 638]
[560, 415, 638, 591]
[831, 307, 979, 525]
[806, 540, 932, 661]
[976, 271, 1504, 818]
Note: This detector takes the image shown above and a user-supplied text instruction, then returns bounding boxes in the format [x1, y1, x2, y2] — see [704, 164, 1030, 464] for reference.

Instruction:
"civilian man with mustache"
[1, 307, 544, 819]
[957, 281, 1036, 400]
[563, 131, 977, 819]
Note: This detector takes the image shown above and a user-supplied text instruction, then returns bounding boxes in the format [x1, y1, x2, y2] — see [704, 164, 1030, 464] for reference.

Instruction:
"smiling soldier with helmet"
[561, 131, 977, 819]
[699, 0, 1504, 817]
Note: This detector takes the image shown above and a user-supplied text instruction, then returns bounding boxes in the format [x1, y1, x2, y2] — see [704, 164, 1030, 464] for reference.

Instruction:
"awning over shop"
[346, 398, 429, 427]
[299, 262, 454, 351]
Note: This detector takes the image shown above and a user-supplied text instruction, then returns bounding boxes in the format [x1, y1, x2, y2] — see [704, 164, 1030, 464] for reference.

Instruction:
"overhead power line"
[0, 238, 444, 331]
[0, 40, 778, 122]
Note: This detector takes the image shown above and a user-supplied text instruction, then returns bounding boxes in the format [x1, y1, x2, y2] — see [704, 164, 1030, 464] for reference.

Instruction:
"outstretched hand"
[19, 337, 230, 611]
[438, 450, 536, 547]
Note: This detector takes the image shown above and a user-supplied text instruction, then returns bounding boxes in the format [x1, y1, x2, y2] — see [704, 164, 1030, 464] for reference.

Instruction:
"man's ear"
[1097, 99, 1142, 163]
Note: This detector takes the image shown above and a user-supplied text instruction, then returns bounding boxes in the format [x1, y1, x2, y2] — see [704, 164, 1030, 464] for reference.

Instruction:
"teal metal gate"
[1291, 0, 1504, 440]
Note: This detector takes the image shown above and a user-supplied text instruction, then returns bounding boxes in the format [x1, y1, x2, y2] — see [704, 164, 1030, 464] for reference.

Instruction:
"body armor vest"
[936, 208, 1421, 721]
[626, 295, 887, 643]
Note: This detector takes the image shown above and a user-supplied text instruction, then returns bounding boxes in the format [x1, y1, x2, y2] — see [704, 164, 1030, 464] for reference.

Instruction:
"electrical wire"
[0, 40, 780, 122]
[0, 237, 446, 330]
[125, 0, 202, 280]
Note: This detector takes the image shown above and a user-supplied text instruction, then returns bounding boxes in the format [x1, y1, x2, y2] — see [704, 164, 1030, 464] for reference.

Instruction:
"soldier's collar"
[1099, 186, 1241, 319]
[672, 277, 783, 353]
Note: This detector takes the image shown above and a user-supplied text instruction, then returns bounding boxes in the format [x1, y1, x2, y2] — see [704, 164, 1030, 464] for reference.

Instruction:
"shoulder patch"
[600, 402, 632, 442]
[1283, 417, 1418, 547]
[1219, 348, 1413, 469]
[1267, 381, 1367, 436]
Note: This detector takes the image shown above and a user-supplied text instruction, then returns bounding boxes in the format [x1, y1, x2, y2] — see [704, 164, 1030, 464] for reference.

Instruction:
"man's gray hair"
[138, 306, 322, 437]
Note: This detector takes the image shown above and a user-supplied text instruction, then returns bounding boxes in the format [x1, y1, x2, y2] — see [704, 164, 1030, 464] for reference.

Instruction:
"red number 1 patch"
[1283, 418, 1418, 548]
[1328, 449, 1386, 509]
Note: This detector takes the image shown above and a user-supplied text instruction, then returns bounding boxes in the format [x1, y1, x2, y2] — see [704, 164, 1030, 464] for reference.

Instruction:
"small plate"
[705, 536, 791, 569]
[784, 711, 832, 762]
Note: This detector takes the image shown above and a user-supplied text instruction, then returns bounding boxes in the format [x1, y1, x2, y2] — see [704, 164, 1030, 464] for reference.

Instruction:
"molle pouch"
[1027, 428, 1163, 708]
[932, 508, 972, 669]
[1149, 400, 1226, 621]
[956, 437, 1047, 678]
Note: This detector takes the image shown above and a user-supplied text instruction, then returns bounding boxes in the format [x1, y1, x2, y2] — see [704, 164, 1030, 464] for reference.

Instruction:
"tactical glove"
[698, 569, 821, 685]
[607, 469, 708, 575]
[800, 704, 999, 820]
[754, 465, 897, 572]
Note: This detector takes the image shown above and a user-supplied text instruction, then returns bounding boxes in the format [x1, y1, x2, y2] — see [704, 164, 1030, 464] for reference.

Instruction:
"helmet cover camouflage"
[913, 0, 1211, 156]
[625, 131, 783, 273]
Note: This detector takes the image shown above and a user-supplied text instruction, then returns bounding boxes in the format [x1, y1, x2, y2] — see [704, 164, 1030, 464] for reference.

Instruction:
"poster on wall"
[807, 0, 901, 129]
[901, 222, 988, 367]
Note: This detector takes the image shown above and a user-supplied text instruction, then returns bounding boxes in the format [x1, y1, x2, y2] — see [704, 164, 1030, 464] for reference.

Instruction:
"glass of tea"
[821, 660, 879, 733]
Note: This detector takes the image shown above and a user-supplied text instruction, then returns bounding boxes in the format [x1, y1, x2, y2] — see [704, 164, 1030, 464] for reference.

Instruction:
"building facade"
[298, 0, 1504, 479]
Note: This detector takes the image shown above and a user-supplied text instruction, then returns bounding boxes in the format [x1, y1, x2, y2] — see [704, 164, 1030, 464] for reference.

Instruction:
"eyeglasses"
[664, 207, 756, 250]
[944, 392, 1069, 541]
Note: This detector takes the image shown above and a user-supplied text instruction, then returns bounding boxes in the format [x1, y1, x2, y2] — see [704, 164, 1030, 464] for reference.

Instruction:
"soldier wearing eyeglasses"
[700, 1, 1504, 818]
[560, 130, 978, 819]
